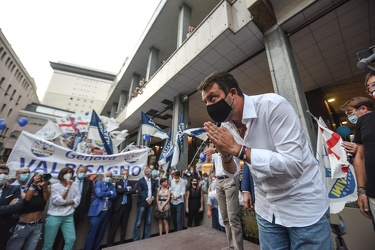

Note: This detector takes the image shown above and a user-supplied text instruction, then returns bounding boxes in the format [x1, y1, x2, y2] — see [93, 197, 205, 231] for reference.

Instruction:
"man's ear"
[229, 87, 238, 97]
[362, 105, 369, 112]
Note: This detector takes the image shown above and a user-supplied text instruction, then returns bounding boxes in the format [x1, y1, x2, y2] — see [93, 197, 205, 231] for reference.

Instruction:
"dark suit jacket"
[137, 177, 156, 207]
[112, 179, 136, 213]
[73, 177, 93, 222]
[88, 180, 117, 217]
[0, 183, 23, 244]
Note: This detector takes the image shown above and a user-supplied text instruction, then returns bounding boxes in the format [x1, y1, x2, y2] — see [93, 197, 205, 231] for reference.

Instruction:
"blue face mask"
[104, 177, 112, 183]
[77, 173, 86, 180]
[348, 114, 358, 124]
[20, 173, 30, 182]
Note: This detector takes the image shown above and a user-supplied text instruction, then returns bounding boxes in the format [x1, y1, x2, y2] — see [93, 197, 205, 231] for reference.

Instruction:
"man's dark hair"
[197, 71, 244, 97]
[76, 165, 87, 173]
[174, 170, 180, 177]
[0, 164, 9, 174]
[57, 167, 73, 181]
[340, 96, 375, 111]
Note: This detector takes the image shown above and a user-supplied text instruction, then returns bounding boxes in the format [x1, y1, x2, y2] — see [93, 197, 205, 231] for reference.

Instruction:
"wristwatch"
[357, 187, 366, 196]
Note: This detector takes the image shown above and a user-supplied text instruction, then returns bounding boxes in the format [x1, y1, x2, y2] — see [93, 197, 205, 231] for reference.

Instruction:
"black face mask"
[207, 95, 233, 122]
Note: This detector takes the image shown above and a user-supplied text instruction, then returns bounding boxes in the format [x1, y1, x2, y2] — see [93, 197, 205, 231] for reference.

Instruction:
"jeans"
[256, 209, 332, 250]
[212, 207, 222, 231]
[133, 204, 153, 241]
[7, 223, 42, 250]
[43, 214, 76, 250]
[170, 202, 184, 231]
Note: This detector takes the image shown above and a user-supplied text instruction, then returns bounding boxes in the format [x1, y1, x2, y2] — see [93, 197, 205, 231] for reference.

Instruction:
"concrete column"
[128, 73, 140, 102]
[146, 47, 159, 80]
[117, 91, 128, 112]
[137, 127, 142, 146]
[264, 26, 316, 150]
[171, 95, 189, 171]
[110, 102, 118, 118]
[177, 3, 192, 47]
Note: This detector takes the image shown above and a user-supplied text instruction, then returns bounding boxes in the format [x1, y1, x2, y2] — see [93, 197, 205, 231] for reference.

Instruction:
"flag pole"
[189, 139, 207, 166]
[306, 110, 320, 123]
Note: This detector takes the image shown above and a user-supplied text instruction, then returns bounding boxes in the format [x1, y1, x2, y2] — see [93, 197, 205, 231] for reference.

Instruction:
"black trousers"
[107, 203, 132, 246]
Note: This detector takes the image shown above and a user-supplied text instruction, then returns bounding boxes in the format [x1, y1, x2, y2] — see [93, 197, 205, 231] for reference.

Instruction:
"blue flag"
[141, 112, 169, 140]
[183, 127, 207, 141]
[171, 113, 185, 167]
[158, 130, 172, 165]
[70, 131, 83, 151]
[88, 110, 113, 155]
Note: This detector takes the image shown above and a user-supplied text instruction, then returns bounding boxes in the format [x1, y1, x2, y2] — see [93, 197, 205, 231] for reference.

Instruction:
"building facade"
[0, 29, 40, 159]
[101, 0, 373, 166]
[42, 61, 115, 117]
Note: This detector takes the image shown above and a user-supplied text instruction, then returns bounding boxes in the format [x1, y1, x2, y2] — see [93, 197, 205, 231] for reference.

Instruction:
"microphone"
[357, 52, 375, 69]
[357, 46, 375, 73]
[347, 135, 354, 164]
[336, 126, 353, 163]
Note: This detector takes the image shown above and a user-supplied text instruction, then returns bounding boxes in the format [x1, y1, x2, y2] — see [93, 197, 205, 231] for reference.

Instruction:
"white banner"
[7, 131, 148, 180]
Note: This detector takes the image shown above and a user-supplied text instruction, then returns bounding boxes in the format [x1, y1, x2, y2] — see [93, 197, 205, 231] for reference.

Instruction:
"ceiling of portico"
[107, 0, 374, 144]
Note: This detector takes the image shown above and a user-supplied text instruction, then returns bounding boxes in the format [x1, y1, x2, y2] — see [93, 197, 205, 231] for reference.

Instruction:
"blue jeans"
[256, 210, 332, 250]
[133, 204, 153, 241]
[43, 214, 76, 250]
[212, 207, 222, 231]
[170, 202, 184, 231]
[7, 223, 42, 250]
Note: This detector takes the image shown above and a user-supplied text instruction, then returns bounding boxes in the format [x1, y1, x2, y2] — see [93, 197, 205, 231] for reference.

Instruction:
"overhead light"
[327, 97, 335, 103]
[342, 121, 348, 125]
[181, 95, 189, 103]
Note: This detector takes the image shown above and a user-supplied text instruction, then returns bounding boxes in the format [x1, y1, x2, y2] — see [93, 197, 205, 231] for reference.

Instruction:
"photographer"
[7, 172, 51, 250]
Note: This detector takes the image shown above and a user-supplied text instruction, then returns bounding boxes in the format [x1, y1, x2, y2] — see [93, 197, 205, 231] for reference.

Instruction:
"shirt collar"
[242, 94, 257, 121]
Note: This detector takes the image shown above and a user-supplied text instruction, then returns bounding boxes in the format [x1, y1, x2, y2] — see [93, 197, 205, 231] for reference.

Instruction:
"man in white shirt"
[199, 71, 331, 250]
[169, 171, 186, 231]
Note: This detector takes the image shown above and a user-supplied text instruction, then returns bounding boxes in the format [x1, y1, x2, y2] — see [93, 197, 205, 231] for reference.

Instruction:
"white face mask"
[0, 173, 9, 185]
[63, 173, 72, 180]
[104, 177, 112, 183]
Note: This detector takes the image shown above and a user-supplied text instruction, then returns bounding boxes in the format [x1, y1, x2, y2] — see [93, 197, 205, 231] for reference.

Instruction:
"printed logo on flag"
[328, 168, 356, 199]
[31, 140, 55, 157]
[38, 128, 57, 140]
[94, 140, 104, 148]
[124, 152, 141, 163]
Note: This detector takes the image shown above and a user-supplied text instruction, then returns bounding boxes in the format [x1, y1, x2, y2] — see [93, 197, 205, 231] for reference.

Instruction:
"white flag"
[100, 116, 119, 132]
[55, 116, 76, 134]
[316, 117, 357, 214]
[35, 120, 63, 140]
[110, 130, 129, 153]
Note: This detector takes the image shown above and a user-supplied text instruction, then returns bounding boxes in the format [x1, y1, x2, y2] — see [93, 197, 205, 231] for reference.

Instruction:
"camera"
[42, 173, 52, 182]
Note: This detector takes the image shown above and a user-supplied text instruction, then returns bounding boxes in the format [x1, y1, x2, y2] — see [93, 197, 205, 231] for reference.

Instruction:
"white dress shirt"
[170, 179, 186, 205]
[222, 93, 328, 227]
[145, 176, 152, 200]
[210, 153, 240, 177]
